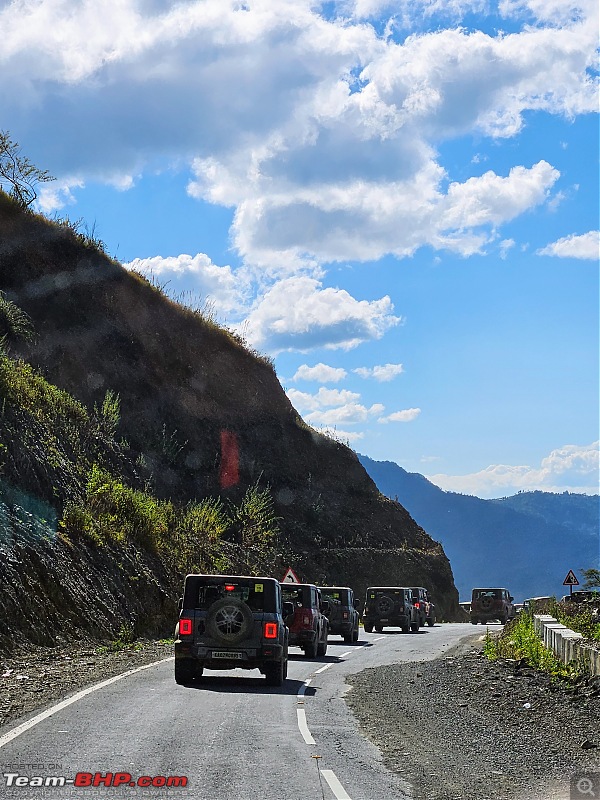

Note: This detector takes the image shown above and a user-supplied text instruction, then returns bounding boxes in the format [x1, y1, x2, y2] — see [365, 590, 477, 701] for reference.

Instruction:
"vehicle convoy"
[319, 585, 360, 642]
[410, 586, 436, 627]
[470, 587, 516, 624]
[174, 574, 289, 686]
[363, 586, 419, 633]
[281, 582, 329, 657]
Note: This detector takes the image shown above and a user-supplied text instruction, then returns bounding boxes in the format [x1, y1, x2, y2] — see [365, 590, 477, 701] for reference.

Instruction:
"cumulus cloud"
[537, 231, 600, 260]
[286, 386, 361, 412]
[353, 363, 404, 381]
[426, 441, 600, 498]
[378, 408, 421, 423]
[1, 0, 595, 265]
[306, 402, 385, 426]
[241, 277, 401, 353]
[293, 363, 347, 382]
[124, 253, 248, 317]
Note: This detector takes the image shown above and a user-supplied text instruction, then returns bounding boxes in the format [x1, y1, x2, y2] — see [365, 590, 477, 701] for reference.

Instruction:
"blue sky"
[1, 0, 598, 498]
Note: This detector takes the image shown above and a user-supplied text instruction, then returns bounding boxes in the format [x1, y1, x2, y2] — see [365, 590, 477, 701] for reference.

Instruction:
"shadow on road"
[182, 675, 308, 695]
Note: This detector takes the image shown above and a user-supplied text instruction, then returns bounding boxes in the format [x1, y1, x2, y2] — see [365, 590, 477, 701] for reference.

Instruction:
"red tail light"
[264, 622, 278, 639]
[179, 618, 193, 636]
[225, 585, 235, 591]
[343, 611, 349, 620]
[414, 602, 420, 609]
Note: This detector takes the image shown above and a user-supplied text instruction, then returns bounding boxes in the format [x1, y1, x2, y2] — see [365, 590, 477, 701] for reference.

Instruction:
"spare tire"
[478, 596, 493, 611]
[205, 598, 254, 644]
[375, 595, 394, 615]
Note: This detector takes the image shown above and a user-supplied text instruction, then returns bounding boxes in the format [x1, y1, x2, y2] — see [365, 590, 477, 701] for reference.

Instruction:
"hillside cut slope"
[0, 195, 459, 646]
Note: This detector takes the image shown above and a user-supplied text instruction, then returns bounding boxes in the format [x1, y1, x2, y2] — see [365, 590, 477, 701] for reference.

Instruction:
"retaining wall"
[533, 614, 600, 676]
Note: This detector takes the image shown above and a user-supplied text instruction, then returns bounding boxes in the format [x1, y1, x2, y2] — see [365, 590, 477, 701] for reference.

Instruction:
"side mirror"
[509, 596, 514, 602]
[177, 597, 183, 613]
[283, 601, 294, 618]
[321, 600, 330, 615]
[353, 599, 360, 609]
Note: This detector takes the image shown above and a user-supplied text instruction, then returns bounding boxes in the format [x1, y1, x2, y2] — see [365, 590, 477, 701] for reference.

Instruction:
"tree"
[0, 130, 54, 208]
[582, 568, 600, 589]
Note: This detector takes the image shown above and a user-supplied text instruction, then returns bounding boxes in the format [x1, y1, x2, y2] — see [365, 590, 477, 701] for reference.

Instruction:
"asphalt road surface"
[0, 624, 480, 800]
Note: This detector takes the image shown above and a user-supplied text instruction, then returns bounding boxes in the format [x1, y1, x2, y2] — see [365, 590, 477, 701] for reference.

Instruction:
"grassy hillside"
[0, 192, 460, 649]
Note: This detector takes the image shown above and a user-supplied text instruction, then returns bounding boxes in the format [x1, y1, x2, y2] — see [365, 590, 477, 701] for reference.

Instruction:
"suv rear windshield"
[183, 576, 276, 612]
[281, 584, 313, 607]
[472, 589, 502, 600]
[321, 588, 351, 605]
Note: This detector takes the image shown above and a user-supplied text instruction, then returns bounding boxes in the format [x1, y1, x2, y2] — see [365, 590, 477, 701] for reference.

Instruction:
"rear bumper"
[175, 640, 285, 666]
[328, 621, 354, 635]
[364, 615, 409, 626]
[288, 629, 317, 646]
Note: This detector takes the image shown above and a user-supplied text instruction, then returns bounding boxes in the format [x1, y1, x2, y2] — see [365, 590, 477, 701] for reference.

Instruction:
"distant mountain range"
[359, 454, 599, 602]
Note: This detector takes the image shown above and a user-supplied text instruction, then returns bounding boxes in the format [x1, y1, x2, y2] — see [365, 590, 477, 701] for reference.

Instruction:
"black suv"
[319, 586, 360, 643]
[409, 586, 436, 627]
[281, 583, 329, 657]
[175, 574, 289, 686]
[363, 586, 419, 633]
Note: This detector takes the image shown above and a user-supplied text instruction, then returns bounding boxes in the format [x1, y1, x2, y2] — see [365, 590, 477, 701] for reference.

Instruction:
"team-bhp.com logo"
[3, 772, 188, 788]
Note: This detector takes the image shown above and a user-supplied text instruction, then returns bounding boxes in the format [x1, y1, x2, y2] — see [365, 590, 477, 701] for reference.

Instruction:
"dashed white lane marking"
[0, 658, 172, 749]
[321, 769, 352, 799]
[296, 709, 315, 744]
[315, 663, 332, 674]
[340, 651, 352, 657]
[298, 677, 312, 697]
[372, 636, 386, 641]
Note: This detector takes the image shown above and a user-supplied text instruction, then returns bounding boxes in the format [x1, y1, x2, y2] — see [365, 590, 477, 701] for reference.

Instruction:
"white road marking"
[321, 769, 352, 799]
[296, 709, 315, 744]
[340, 651, 352, 657]
[315, 663, 332, 674]
[373, 636, 386, 641]
[298, 678, 312, 697]
[0, 658, 172, 749]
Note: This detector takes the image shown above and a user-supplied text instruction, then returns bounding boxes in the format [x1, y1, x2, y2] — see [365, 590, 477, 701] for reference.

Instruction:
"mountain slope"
[358, 454, 599, 601]
[0, 193, 460, 646]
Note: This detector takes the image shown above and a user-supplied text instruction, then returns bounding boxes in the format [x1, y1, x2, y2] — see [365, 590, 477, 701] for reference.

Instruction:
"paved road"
[0, 624, 480, 800]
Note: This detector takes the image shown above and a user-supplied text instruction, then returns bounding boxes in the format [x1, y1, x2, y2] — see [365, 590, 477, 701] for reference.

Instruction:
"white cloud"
[353, 363, 404, 381]
[426, 442, 600, 498]
[293, 363, 347, 382]
[286, 386, 361, 412]
[241, 276, 401, 353]
[37, 179, 85, 213]
[499, 239, 515, 259]
[1, 0, 595, 267]
[124, 253, 248, 317]
[378, 408, 421, 423]
[537, 231, 600, 260]
[306, 402, 385, 426]
[319, 426, 365, 443]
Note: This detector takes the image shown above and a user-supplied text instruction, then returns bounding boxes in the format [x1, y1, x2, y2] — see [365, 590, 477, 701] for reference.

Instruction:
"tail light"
[264, 622, 278, 639]
[179, 618, 193, 636]
[302, 615, 311, 626]
[414, 601, 420, 608]
[342, 611, 349, 620]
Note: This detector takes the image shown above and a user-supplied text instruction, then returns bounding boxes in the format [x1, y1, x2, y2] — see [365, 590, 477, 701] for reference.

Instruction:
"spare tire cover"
[206, 598, 254, 644]
[375, 595, 394, 615]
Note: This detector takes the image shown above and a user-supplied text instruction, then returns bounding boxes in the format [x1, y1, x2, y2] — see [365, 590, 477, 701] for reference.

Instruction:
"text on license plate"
[212, 651, 243, 659]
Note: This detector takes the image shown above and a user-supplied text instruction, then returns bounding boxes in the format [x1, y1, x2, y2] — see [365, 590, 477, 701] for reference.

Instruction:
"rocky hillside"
[0, 193, 459, 650]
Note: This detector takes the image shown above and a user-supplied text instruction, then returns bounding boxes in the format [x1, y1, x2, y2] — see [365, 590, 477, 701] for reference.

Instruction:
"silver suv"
[174, 574, 289, 686]
[363, 586, 419, 633]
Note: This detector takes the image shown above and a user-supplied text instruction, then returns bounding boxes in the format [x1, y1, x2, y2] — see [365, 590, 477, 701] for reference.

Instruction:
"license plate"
[380, 619, 389, 623]
[212, 651, 243, 660]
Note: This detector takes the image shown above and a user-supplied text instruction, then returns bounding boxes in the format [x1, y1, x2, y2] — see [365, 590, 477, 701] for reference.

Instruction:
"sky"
[1, 0, 598, 499]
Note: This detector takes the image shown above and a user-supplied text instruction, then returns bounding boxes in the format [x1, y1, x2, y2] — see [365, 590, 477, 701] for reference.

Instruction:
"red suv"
[281, 583, 329, 658]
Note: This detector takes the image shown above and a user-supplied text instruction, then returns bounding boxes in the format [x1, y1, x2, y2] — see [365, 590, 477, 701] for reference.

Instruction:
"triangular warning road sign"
[281, 567, 300, 583]
[563, 569, 579, 586]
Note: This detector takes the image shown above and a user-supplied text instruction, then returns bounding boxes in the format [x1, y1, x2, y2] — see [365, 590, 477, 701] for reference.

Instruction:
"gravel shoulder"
[345, 631, 600, 800]
[0, 639, 173, 731]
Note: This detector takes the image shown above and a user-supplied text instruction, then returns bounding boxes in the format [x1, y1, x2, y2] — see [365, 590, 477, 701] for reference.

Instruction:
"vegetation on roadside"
[483, 613, 578, 678]
[0, 347, 281, 576]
